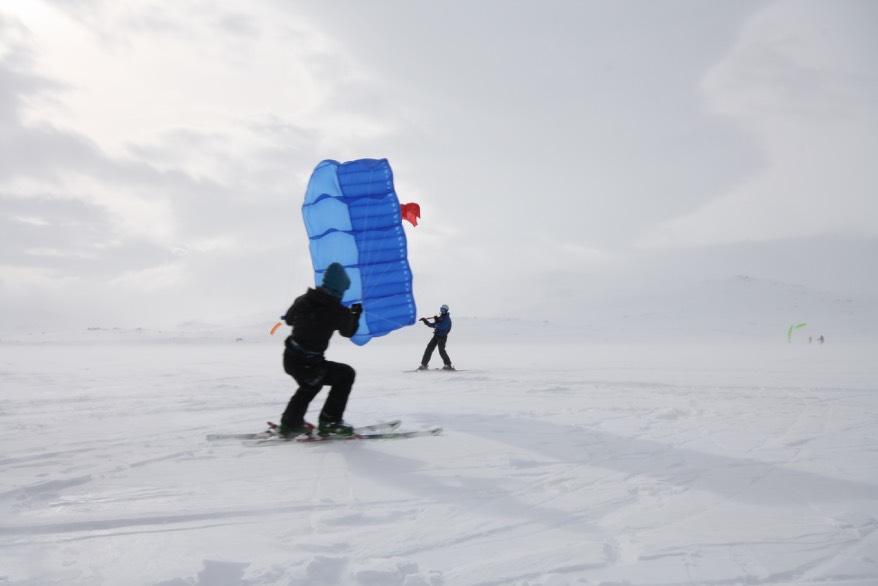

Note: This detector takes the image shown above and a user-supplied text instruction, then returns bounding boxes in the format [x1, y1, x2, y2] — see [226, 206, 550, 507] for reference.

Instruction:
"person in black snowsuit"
[418, 304, 454, 370]
[279, 263, 362, 437]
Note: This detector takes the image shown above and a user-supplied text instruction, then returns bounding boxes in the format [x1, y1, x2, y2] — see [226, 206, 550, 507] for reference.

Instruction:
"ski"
[206, 419, 402, 441]
[296, 427, 442, 443]
[246, 426, 442, 446]
[275, 419, 402, 434]
[357, 419, 403, 433]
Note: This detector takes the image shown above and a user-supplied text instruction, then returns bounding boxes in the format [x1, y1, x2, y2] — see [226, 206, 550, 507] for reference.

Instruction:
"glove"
[350, 303, 363, 316]
[419, 317, 429, 324]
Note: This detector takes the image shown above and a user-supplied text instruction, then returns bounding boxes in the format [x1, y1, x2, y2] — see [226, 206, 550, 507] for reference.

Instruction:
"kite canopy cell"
[302, 158, 416, 345]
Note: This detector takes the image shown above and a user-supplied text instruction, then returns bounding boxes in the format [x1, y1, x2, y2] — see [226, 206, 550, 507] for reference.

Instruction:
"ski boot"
[442, 364, 456, 371]
[317, 419, 355, 437]
[417, 364, 429, 371]
[277, 421, 313, 439]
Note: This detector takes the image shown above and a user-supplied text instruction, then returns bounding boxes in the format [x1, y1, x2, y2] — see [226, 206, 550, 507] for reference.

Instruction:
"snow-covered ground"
[2, 323, 877, 585]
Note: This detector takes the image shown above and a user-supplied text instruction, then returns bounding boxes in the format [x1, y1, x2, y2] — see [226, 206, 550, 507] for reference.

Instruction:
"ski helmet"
[440, 304, 449, 314]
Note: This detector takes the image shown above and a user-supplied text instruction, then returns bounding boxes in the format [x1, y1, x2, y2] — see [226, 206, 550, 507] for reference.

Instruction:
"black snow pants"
[421, 335, 451, 367]
[282, 349, 355, 426]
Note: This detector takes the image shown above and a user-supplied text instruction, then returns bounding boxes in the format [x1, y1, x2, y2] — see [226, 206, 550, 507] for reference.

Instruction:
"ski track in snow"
[0, 340, 876, 585]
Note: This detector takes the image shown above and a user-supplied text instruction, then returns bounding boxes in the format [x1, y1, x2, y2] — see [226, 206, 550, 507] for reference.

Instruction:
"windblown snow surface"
[1, 320, 876, 586]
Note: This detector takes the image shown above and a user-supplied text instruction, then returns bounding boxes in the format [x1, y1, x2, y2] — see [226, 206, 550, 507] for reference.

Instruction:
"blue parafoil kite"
[302, 158, 417, 345]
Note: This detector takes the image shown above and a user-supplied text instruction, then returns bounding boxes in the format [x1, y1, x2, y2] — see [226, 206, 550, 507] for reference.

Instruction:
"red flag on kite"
[400, 202, 420, 227]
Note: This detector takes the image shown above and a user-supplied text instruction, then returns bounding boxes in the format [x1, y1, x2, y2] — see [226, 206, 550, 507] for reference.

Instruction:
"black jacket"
[283, 288, 360, 354]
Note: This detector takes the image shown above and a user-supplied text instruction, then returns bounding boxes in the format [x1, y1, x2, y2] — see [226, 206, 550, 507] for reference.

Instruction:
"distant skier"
[278, 262, 362, 438]
[418, 304, 454, 371]
[818, 335, 825, 344]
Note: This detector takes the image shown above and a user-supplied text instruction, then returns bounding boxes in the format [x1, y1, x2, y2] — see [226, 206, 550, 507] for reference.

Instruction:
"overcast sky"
[1, 0, 876, 331]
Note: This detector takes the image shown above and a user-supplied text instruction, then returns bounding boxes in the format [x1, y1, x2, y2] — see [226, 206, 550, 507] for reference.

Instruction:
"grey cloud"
[0, 47, 293, 245]
[0, 5, 346, 328]
[123, 8, 191, 36]
[292, 1, 765, 249]
[217, 12, 260, 38]
[0, 34, 297, 297]
[123, 123, 323, 249]
[0, 192, 174, 275]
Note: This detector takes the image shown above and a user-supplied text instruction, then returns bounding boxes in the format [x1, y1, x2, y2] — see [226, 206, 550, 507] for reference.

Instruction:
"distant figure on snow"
[278, 262, 362, 438]
[418, 304, 454, 371]
[818, 335, 825, 344]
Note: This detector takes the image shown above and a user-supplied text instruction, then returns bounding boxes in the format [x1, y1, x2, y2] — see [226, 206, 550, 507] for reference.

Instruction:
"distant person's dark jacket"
[428, 313, 452, 337]
[283, 288, 359, 354]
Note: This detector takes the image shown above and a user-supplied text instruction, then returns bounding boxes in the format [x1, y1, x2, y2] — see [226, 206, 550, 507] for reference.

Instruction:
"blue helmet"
[440, 304, 449, 314]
